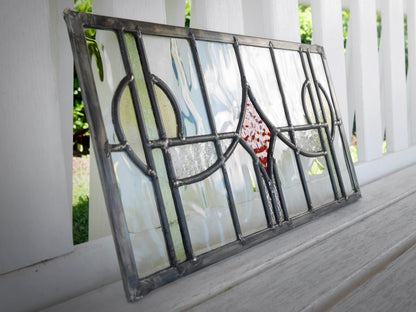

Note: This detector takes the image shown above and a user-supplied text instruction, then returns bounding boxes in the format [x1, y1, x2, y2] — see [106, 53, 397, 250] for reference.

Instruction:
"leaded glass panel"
[64, 10, 360, 301]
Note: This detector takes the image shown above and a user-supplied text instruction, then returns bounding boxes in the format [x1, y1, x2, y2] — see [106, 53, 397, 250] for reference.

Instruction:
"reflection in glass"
[170, 142, 217, 179]
[273, 49, 311, 126]
[273, 139, 308, 217]
[196, 41, 242, 132]
[179, 170, 235, 255]
[112, 152, 169, 276]
[225, 144, 268, 235]
[90, 29, 124, 144]
[143, 36, 211, 136]
[301, 155, 335, 207]
[240, 46, 287, 127]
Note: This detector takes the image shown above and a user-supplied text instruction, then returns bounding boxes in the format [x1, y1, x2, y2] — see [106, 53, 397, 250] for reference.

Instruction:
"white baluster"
[407, 0, 416, 145]
[346, 0, 383, 162]
[379, 0, 408, 152]
[242, 0, 300, 41]
[311, 0, 350, 139]
[191, 0, 244, 34]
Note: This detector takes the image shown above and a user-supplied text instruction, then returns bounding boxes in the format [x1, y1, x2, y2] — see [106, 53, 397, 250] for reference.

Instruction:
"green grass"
[73, 156, 90, 244]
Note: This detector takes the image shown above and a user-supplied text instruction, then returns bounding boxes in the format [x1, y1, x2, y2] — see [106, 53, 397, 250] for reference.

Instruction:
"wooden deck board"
[43, 164, 416, 312]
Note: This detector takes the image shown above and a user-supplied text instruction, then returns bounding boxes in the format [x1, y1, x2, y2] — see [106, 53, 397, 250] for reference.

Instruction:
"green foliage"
[299, 5, 312, 44]
[73, 195, 89, 244]
[74, 0, 91, 13]
[342, 10, 350, 49]
[185, 0, 191, 27]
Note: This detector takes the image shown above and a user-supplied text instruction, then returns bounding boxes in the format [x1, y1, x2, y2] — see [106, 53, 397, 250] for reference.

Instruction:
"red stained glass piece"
[241, 99, 271, 171]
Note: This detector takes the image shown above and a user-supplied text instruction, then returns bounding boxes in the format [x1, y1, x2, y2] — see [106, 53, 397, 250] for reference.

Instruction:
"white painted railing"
[1, 0, 416, 311]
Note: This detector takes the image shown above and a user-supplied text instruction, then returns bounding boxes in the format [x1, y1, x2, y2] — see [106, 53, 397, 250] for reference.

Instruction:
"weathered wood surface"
[43, 164, 416, 312]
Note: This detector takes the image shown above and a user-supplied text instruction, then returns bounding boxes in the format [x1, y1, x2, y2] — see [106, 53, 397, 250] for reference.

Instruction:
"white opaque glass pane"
[240, 46, 287, 127]
[143, 36, 211, 136]
[179, 170, 236, 255]
[225, 144, 268, 235]
[197, 41, 242, 133]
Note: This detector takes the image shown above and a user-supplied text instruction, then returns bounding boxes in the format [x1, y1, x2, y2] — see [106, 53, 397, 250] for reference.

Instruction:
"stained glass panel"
[65, 10, 360, 301]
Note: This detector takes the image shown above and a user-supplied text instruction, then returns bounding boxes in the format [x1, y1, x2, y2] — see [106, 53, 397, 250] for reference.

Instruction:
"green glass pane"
[152, 149, 186, 262]
[125, 33, 159, 140]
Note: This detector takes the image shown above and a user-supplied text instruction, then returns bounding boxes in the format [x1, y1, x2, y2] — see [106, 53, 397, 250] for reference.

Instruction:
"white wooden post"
[0, 0, 73, 274]
[191, 0, 244, 34]
[345, 0, 383, 162]
[379, 0, 408, 152]
[242, 0, 300, 41]
[407, 0, 416, 146]
[311, 0, 350, 138]
[89, 0, 168, 240]
[165, 0, 186, 27]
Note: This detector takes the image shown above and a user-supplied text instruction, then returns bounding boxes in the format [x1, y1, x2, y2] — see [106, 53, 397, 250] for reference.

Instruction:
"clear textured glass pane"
[196, 41, 242, 132]
[170, 142, 217, 179]
[273, 139, 308, 217]
[179, 170, 236, 255]
[143, 36, 211, 136]
[301, 155, 335, 207]
[240, 46, 287, 127]
[112, 152, 169, 276]
[309, 52, 335, 129]
[294, 130, 322, 153]
[125, 33, 159, 141]
[225, 144, 268, 235]
[152, 149, 186, 262]
[89, 29, 124, 144]
[273, 49, 314, 126]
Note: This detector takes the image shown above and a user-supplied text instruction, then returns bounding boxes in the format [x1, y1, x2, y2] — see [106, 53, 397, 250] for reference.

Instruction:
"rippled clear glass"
[240, 46, 287, 127]
[225, 144, 268, 235]
[197, 41, 242, 133]
[273, 139, 308, 217]
[301, 155, 335, 207]
[333, 127, 354, 195]
[273, 49, 311, 126]
[170, 142, 217, 179]
[143, 36, 211, 136]
[112, 152, 169, 276]
[90, 30, 124, 144]
[179, 169, 236, 255]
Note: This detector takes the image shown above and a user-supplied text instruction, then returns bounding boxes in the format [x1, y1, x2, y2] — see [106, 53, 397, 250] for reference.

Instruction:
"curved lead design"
[111, 73, 151, 175]
[317, 82, 336, 140]
[151, 74, 184, 139]
[301, 80, 314, 124]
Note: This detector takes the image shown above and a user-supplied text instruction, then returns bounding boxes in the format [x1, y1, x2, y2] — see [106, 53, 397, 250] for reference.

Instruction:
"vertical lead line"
[116, 30, 179, 266]
[269, 42, 313, 210]
[133, 30, 196, 261]
[305, 49, 346, 198]
[298, 48, 340, 200]
[188, 34, 244, 240]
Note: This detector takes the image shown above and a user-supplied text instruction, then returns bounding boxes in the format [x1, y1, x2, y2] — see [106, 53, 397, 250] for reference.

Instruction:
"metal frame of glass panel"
[64, 9, 360, 301]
